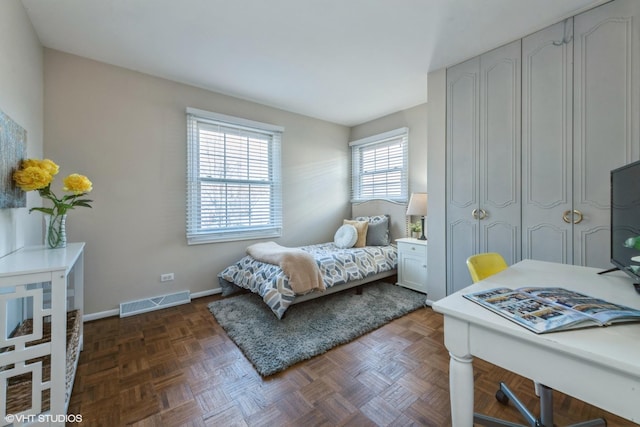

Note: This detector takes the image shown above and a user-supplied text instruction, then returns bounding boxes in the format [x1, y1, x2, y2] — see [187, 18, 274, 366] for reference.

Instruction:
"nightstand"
[396, 238, 428, 294]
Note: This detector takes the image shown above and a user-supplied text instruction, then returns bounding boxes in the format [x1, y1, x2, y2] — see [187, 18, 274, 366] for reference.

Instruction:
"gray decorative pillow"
[354, 215, 390, 246]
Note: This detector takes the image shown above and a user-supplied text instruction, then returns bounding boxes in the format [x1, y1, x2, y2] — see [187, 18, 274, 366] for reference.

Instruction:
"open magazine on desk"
[463, 287, 640, 334]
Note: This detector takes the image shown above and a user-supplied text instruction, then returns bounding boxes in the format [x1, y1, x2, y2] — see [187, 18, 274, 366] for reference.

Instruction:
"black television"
[610, 159, 640, 292]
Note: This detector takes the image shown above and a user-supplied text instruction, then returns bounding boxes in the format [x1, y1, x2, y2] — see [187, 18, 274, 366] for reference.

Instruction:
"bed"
[217, 200, 408, 319]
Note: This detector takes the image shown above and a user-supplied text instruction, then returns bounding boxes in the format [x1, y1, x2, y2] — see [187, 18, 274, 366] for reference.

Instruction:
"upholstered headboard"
[351, 199, 408, 244]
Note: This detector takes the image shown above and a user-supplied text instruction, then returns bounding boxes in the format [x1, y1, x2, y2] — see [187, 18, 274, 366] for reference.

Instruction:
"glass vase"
[45, 214, 67, 249]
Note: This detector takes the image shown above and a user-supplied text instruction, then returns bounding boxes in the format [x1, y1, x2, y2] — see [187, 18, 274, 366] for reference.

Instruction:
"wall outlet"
[160, 273, 174, 282]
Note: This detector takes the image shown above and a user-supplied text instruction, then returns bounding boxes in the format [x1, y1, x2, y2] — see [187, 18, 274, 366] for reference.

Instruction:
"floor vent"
[119, 290, 191, 317]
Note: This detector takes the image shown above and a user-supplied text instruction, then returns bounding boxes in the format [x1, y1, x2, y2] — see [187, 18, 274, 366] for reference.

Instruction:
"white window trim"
[186, 108, 284, 245]
[350, 127, 409, 203]
[348, 127, 408, 148]
[187, 108, 284, 134]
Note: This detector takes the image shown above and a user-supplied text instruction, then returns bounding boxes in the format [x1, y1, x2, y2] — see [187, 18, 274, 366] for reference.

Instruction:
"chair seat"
[466, 252, 508, 283]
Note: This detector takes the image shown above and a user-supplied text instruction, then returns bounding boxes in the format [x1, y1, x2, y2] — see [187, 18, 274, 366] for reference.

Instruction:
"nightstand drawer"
[398, 241, 427, 257]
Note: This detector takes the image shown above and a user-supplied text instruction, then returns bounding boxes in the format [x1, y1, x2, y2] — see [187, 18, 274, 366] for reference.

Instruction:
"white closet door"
[446, 41, 521, 294]
[522, 20, 574, 264]
[573, 0, 640, 268]
[479, 40, 521, 266]
[446, 57, 480, 294]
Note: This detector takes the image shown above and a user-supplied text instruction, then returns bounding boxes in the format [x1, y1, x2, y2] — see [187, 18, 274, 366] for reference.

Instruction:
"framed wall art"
[0, 109, 27, 208]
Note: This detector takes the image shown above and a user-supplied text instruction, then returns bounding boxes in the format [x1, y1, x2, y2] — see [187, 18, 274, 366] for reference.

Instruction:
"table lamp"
[406, 192, 428, 240]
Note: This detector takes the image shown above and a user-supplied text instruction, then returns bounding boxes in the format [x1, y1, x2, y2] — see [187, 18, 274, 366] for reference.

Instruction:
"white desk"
[432, 260, 640, 426]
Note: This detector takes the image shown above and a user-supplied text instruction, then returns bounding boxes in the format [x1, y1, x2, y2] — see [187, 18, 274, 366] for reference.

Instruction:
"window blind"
[186, 108, 283, 244]
[350, 127, 408, 203]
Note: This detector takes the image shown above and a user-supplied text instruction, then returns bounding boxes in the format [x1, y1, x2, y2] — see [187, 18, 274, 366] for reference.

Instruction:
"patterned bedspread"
[218, 242, 397, 318]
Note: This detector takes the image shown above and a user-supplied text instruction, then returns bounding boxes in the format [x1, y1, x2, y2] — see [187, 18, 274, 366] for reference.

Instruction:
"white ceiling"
[21, 0, 606, 126]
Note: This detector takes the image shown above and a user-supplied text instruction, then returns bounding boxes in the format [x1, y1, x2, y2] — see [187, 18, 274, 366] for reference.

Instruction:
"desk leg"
[449, 352, 474, 427]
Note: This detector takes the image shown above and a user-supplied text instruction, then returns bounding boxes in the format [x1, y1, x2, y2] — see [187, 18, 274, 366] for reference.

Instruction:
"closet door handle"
[563, 210, 584, 224]
[472, 208, 488, 220]
[573, 210, 583, 224]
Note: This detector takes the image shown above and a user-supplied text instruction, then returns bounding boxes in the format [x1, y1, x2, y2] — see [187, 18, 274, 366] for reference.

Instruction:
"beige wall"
[349, 103, 428, 241]
[2, 11, 429, 316]
[0, 0, 43, 257]
[426, 68, 447, 302]
[349, 104, 428, 197]
[350, 102, 439, 299]
[44, 49, 350, 316]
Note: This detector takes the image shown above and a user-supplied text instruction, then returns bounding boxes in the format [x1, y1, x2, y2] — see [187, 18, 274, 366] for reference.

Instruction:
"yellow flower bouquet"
[13, 158, 93, 248]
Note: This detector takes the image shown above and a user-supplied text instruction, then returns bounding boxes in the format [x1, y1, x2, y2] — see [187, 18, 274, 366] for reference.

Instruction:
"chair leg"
[473, 413, 526, 427]
[537, 383, 606, 427]
[538, 384, 553, 426]
[476, 382, 607, 427]
[567, 419, 607, 427]
[497, 382, 538, 426]
[473, 382, 535, 427]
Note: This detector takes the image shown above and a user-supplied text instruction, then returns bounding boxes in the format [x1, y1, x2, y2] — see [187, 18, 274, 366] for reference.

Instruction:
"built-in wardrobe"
[446, 0, 640, 294]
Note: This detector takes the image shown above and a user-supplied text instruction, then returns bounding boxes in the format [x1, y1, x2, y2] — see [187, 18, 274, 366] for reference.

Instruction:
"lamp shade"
[406, 193, 428, 216]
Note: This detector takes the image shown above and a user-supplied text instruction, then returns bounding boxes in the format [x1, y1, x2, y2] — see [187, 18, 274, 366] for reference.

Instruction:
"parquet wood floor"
[68, 293, 636, 426]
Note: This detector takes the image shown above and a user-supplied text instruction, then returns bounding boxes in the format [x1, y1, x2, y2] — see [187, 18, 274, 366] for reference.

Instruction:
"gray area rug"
[208, 281, 426, 376]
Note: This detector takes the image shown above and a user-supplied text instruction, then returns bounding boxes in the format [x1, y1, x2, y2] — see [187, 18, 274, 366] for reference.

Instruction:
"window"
[186, 108, 283, 244]
[350, 127, 408, 203]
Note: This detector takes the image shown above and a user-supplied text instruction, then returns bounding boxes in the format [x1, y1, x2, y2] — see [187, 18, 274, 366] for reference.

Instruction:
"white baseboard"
[82, 288, 223, 322]
[83, 308, 119, 322]
[191, 288, 221, 298]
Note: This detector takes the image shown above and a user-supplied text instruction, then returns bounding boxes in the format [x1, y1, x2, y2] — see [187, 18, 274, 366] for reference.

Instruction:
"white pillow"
[334, 224, 358, 248]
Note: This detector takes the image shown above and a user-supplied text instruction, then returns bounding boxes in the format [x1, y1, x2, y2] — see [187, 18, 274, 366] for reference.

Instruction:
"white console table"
[433, 259, 640, 426]
[0, 243, 84, 426]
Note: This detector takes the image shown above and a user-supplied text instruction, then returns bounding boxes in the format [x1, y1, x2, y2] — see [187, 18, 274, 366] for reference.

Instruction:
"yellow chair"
[466, 252, 508, 283]
[465, 253, 605, 427]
